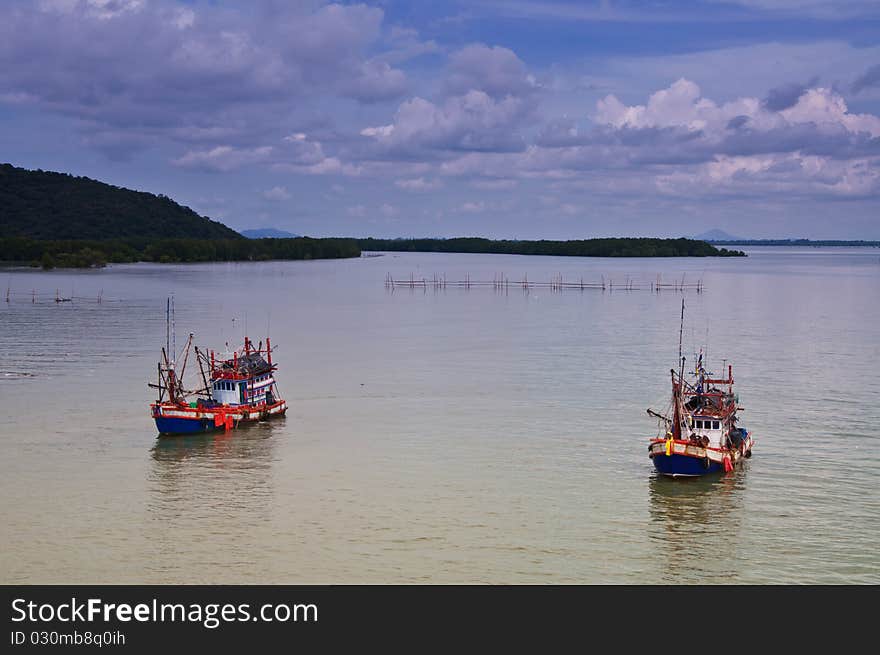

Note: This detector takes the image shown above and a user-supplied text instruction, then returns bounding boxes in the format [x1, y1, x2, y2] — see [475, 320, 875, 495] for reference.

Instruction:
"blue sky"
[1, 0, 879, 238]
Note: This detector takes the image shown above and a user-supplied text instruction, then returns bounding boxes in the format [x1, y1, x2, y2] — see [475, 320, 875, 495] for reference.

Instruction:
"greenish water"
[1, 247, 878, 583]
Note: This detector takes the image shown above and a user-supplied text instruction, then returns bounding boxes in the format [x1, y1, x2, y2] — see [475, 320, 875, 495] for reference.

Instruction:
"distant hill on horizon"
[0, 163, 240, 240]
[693, 229, 741, 241]
[690, 228, 879, 246]
[240, 228, 301, 239]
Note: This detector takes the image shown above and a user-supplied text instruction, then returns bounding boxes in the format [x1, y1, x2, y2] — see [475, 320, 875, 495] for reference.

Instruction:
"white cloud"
[391, 74, 880, 203]
[301, 157, 361, 176]
[173, 145, 273, 172]
[445, 43, 537, 98]
[361, 90, 529, 152]
[395, 177, 443, 191]
[380, 26, 439, 64]
[460, 201, 487, 213]
[593, 41, 880, 107]
[39, 0, 146, 20]
[343, 59, 408, 102]
[781, 88, 880, 137]
[656, 153, 880, 197]
[1, 1, 407, 163]
[593, 78, 771, 134]
[594, 78, 880, 139]
[361, 125, 394, 138]
[274, 134, 361, 176]
[263, 186, 290, 200]
[469, 178, 518, 190]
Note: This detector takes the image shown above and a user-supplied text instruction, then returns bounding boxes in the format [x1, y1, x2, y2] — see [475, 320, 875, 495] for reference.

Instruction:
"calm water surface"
[1, 247, 878, 583]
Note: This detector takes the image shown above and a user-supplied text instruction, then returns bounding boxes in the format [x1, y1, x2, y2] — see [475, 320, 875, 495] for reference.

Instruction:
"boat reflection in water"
[151, 421, 278, 467]
[646, 470, 749, 583]
[145, 422, 281, 582]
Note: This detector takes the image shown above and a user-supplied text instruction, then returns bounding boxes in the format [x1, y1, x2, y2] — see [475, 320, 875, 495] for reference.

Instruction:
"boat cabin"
[689, 415, 724, 448]
[211, 373, 277, 407]
[244, 373, 276, 406]
[212, 378, 246, 406]
[204, 338, 279, 408]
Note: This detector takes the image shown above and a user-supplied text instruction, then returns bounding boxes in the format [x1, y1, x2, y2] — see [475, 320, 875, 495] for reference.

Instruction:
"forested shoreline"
[0, 236, 747, 269]
[357, 237, 745, 258]
[0, 237, 361, 268]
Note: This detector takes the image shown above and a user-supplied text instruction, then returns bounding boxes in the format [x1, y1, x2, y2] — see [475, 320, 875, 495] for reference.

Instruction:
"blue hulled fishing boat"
[149, 298, 287, 435]
[647, 300, 754, 477]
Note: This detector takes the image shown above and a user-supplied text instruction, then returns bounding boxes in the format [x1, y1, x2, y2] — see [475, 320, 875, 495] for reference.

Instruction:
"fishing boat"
[149, 298, 287, 435]
[647, 300, 754, 477]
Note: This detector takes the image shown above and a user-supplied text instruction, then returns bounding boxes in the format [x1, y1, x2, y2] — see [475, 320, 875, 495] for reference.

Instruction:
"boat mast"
[677, 299, 687, 391]
[165, 298, 170, 368]
[171, 296, 176, 369]
[163, 297, 178, 403]
[674, 299, 687, 439]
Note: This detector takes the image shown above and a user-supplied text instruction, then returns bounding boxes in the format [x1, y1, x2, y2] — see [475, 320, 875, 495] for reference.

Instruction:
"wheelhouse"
[689, 415, 725, 447]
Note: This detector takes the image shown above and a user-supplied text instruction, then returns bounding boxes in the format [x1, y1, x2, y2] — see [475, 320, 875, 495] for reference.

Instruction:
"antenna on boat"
[165, 297, 171, 367]
[678, 298, 685, 368]
[704, 320, 710, 373]
[676, 298, 687, 439]
[171, 295, 176, 367]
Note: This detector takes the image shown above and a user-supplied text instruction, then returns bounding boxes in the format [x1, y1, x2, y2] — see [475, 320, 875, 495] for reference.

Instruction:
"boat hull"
[154, 416, 214, 435]
[652, 453, 723, 477]
[648, 432, 753, 478]
[151, 401, 288, 436]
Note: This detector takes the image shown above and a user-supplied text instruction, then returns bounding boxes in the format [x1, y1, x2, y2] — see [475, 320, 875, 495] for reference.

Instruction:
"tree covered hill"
[0, 163, 240, 240]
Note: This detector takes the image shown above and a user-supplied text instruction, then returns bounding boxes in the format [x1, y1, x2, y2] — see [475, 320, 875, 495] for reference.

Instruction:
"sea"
[1, 246, 878, 583]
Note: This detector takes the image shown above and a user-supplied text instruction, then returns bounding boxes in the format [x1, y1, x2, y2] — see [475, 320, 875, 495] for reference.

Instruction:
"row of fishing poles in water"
[4, 287, 118, 304]
[385, 273, 705, 293]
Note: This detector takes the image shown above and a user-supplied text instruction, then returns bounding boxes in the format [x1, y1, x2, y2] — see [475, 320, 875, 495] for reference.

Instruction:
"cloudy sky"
[2, 0, 879, 238]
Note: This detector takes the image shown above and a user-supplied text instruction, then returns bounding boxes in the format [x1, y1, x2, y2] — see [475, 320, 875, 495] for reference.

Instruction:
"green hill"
[0, 163, 240, 240]
[0, 163, 360, 268]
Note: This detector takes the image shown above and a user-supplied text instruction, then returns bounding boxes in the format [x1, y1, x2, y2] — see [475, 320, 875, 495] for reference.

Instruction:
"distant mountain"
[0, 163, 240, 240]
[693, 229, 741, 241]
[240, 228, 300, 239]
